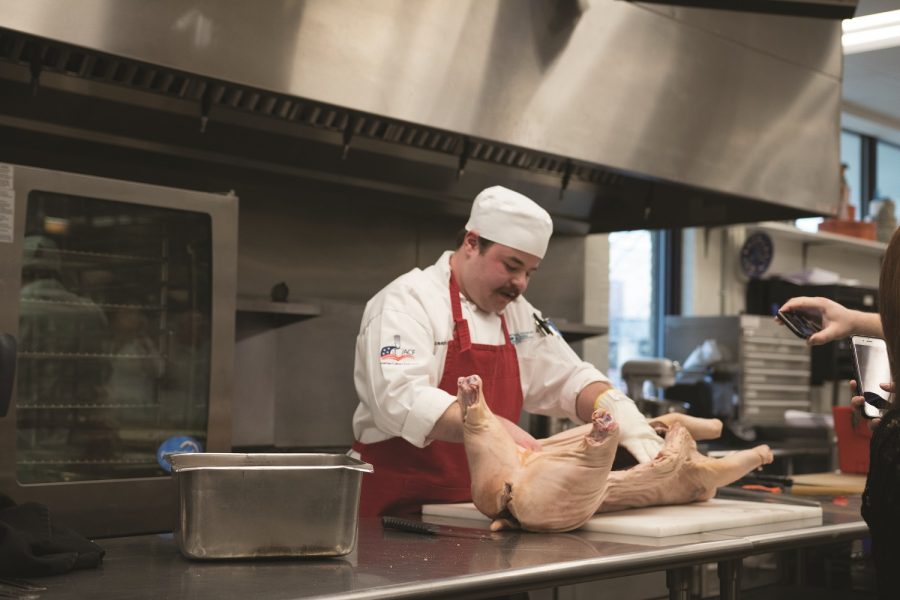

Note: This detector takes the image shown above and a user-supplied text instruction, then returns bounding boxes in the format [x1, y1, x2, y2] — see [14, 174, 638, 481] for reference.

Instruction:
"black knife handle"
[381, 516, 438, 535]
[381, 515, 498, 539]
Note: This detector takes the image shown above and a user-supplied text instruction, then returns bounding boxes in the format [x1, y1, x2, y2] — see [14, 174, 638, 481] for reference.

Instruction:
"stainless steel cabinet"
[738, 316, 811, 424]
[664, 315, 812, 426]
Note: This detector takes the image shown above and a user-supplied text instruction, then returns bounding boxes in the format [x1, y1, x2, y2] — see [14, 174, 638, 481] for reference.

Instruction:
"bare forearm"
[427, 397, 540, 451]
[576, 380, 613, 422]
[781, 296, 883, 345]
[426, 402, 464, 443]
[851, 310, 884, 338]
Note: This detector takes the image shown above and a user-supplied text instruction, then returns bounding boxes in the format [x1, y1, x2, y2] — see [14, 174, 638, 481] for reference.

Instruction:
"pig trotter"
[456, 375, 482, 417]
[490, 514, 520, 531]
[587, 409, 618, 444]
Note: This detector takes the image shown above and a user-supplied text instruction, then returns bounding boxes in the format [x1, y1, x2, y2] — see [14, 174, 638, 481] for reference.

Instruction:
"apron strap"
[448, 271, 472, 351]
[449, 271, 515, 351]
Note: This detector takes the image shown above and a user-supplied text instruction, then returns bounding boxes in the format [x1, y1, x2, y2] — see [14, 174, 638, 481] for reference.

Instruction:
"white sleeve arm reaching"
[594, 388, 663, 463]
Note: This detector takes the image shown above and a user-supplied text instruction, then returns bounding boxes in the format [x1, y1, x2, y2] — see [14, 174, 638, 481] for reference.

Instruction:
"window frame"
[874, 137, 900, 212]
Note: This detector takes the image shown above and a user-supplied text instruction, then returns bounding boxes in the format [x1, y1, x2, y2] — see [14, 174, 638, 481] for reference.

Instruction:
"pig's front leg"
[503, 409, 619, 532]
[649, 413, 723, 441]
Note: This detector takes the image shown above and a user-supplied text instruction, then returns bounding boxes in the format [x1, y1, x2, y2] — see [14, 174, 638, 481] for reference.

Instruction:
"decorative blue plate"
[740, 231, 773, 278]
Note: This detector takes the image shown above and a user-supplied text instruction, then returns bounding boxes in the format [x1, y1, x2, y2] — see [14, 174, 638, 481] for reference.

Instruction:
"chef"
[351, 186, 663, 517]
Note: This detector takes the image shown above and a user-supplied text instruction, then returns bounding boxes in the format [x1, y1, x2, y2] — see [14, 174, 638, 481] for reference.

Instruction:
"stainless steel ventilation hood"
[0, 0, 844, 233]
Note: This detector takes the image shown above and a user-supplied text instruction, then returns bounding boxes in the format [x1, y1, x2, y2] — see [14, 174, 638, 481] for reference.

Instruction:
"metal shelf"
[750, 221, 887, 264]
[551, 320, 608, 343]
[235, 297, 323, 327]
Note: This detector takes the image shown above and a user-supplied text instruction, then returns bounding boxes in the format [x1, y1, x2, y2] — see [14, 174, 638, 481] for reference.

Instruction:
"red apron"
[353, 272, 524, 517]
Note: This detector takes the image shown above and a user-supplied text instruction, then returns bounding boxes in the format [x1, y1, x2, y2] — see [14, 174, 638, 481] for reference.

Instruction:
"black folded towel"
[0, 494, 104, 577]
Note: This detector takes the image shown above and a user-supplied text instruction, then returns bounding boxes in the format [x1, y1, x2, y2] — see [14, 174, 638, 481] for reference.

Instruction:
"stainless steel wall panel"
[233, 187, 587, 449]
[272, 302, 363, 449]
[232, 321, 278, 447]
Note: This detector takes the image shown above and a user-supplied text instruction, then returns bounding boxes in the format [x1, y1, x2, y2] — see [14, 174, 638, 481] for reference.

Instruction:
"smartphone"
[850, 335, 893, 419]
[776, 310, 822, 339]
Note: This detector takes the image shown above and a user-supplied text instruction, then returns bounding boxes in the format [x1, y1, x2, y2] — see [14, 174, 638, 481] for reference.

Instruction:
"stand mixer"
[620, 358, 686, 417]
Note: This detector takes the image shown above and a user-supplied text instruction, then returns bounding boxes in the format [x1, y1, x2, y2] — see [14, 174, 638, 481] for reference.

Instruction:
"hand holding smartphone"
[851, 335, 893, 419]
[776, 310, 822, 339]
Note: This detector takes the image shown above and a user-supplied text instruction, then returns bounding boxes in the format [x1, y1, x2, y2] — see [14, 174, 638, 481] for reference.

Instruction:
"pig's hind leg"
[690, 444, 774, 498]
[458, 375, 522, 520]
[599, 425, 775, 512]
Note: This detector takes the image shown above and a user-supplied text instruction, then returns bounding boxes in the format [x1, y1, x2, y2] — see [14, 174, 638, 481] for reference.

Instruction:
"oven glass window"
[16, 191, 212, 483]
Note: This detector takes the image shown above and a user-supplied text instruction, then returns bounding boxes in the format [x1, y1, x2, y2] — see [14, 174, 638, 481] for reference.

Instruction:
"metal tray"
[166, 453, 373, 559]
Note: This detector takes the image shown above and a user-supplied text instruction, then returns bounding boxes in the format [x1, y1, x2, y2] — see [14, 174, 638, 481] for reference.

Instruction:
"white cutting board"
[422, 499, 822, 537]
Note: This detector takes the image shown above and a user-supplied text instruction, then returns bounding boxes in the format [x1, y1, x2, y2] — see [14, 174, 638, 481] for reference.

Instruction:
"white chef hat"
[464, 186, 553, 259]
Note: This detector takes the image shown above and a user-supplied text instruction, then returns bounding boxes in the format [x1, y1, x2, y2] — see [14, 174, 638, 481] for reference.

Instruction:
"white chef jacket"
[352, 251, 608, 448]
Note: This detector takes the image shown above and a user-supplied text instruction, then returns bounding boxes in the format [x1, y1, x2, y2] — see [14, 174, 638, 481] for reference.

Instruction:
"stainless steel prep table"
[21, 497, 867, 600]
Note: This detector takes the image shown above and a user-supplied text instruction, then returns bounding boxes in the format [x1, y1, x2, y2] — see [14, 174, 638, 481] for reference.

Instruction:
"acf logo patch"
[380, 335, 417, 364]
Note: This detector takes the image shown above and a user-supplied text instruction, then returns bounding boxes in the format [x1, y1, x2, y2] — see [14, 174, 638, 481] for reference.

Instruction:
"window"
[876, 140, 900, 218]
[607, 231, 659, 389]
[795, 129, 863, 232]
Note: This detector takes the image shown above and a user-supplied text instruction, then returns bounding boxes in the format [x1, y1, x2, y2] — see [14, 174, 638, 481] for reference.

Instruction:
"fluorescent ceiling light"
[843, 9, 900, 54]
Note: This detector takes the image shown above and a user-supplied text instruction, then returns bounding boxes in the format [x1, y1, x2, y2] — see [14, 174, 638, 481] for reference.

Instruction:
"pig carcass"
[456, 375, 774, 532]
[457, 375, 619, 533]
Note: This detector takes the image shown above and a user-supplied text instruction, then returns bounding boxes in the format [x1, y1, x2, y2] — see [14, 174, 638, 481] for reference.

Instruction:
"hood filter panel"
[0, 27, 620, 191]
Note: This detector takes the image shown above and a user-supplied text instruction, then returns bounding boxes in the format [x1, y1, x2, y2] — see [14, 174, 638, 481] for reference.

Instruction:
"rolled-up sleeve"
[354, 306, 455, 448]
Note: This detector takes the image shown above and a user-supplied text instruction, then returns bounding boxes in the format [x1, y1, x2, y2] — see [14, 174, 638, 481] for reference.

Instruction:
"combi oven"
[0, 163, 237, 536]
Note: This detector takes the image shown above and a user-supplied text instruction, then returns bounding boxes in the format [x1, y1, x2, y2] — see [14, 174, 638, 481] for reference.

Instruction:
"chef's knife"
[716, 486, 821, 507]
[381, 516, 500, 540]
[737, 473, 794, 488]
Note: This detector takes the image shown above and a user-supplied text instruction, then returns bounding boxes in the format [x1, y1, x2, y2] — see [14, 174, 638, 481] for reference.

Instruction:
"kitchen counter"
[21, 497, 867, 600]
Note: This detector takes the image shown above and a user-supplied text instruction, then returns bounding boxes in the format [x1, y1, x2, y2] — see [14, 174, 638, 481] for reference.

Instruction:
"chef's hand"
[850, 379, 889, 430]
[497, 417, 542, 452]
[594, 388, 663, 463]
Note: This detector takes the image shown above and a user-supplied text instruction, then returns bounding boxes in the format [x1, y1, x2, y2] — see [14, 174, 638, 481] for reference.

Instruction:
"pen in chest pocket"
[532, 312, 557, 337]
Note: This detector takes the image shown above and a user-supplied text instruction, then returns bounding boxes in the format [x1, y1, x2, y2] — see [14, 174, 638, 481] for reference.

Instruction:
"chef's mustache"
[497, 286, 521, 299]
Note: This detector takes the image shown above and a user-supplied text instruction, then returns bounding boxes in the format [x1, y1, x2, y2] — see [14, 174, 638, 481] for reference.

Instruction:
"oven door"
[0, 163, 236, 536]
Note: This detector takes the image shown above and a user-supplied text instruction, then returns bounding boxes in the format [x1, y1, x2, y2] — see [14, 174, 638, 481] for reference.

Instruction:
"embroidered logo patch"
[509, 331, 534, 345]
[380, 335, 417, 364]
